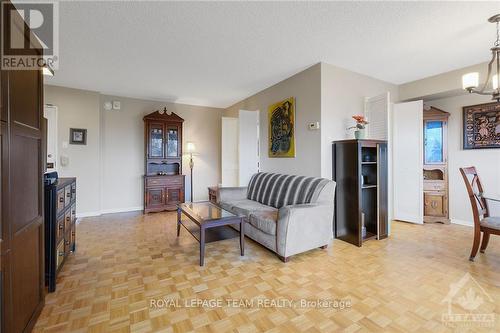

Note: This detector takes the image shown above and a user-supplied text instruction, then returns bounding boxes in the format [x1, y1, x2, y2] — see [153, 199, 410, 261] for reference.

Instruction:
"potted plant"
[347, 115, 369, 139]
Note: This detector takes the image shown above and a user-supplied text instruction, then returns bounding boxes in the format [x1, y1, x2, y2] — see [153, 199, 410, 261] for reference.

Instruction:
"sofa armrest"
[276, 203, 334, 257]
[217, 186, 247, 203]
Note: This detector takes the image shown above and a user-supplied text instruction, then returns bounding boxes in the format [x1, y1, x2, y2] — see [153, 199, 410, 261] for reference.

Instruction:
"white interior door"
[392, 100, 423, 224]
[365, 92, 390, 140]
[365, 92, 393, 229]
[221, 117, 239, 186]
[238, 110, 259, 186]
[44, 105, 58, 172]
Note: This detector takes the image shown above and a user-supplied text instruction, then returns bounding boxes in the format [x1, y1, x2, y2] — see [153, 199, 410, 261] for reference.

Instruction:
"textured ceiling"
[45, 1, 500, 108]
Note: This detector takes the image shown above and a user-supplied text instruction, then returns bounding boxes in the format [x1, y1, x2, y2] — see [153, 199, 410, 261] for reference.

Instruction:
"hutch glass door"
[149, 123, 164, 158]
[166, 126, 179, 157]
[424, 120, 444, 164]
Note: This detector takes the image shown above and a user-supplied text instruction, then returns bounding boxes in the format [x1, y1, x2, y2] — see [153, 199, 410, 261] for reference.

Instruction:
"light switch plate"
[308, 122, 320, 130]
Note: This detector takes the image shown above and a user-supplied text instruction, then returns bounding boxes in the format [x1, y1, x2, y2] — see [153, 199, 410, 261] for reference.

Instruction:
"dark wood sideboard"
[144, 109, 185, 213]
[44, 177, 76, 292]
[333, 139, 388, 247]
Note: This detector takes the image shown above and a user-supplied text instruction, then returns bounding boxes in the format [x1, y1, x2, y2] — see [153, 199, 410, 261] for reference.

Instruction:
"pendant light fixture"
[462, 14, 500, 102]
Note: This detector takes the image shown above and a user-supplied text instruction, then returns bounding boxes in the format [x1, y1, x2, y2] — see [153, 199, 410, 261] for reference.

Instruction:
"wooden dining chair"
[459, 167, 500, 261]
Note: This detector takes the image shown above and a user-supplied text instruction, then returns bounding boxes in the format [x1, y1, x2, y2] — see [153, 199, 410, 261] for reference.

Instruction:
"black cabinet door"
[377, 143, 388, 239]
[333, 141, 361, 246]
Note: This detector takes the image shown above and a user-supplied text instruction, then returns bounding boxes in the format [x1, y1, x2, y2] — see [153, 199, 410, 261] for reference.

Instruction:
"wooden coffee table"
[177, 201, 244, 266]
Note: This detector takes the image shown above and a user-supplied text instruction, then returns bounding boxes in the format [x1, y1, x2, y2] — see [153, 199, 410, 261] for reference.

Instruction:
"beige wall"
[225, 63, 322, 177]
[99, 94, 222, 212]
[399, 62, 488, 102]
[224, 62, 398, 179]
[45, 85, 223, 216]
[320, 63, 399, 178]
[427, 94, 500, 225]
[45, 86, 101, 215]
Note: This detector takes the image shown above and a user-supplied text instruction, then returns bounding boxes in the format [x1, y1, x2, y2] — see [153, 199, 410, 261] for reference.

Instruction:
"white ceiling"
[45, 1, 500, 108]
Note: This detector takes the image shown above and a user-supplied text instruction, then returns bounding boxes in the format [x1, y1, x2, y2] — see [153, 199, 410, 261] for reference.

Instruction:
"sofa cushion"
[249, 210, 278, 235]
[246, 172, 331, 209]
[220, 199, 278, 235]
[221, 198, 273, 216]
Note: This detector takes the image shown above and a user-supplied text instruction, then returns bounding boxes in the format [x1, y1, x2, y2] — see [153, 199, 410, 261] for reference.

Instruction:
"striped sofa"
[217, 172, 336, 262]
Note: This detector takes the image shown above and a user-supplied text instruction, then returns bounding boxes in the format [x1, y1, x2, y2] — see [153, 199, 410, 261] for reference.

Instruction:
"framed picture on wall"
[463, 102, 500, 149]
[69, 128, 87, 145]
[268, 97, 296, 157]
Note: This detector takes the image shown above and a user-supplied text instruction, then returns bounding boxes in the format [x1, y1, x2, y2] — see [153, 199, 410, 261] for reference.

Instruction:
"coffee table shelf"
[177, 201, 245, 266]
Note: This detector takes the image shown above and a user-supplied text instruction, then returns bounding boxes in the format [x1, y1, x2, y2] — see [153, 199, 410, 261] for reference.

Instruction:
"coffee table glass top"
[178, 201, 237, 224]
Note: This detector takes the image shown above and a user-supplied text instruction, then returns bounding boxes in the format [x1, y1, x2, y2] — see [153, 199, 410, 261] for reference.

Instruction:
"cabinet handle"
[58, 251, 64, 256]
[59, 224, 63, 230]
[67, 192, 71, 197]
[59, 197, 64, 203]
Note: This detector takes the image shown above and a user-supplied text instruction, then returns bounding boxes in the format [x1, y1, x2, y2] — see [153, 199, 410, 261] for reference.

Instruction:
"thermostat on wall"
[308, 122, 320, 130]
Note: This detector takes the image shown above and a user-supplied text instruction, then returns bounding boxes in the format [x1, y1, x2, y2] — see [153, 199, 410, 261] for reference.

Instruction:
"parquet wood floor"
[33, 212, 500, 333]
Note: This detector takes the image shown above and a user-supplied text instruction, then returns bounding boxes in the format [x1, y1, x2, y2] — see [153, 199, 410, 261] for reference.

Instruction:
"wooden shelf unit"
[423, 107, 450, 224]
[333, 139, 388, 247]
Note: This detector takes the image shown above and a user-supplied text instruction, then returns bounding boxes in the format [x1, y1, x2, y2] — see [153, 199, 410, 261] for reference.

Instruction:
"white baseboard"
[76, 211, 102, 218]
[451, 219, 473, 227]
[100, 206, 143, 215]
[76, 206, 143, 219]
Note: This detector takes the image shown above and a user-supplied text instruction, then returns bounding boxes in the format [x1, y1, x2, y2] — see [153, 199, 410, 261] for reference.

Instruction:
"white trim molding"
[76, 206, 143, 219]
[451, 219, 473, 227]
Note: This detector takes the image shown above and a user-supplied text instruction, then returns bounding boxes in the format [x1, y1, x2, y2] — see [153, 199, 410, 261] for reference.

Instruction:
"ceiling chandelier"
[462, 14, 500, 102]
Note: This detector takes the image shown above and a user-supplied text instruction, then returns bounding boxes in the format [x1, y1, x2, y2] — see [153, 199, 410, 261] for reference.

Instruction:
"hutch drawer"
[146, 175, 183, 187]
[423, 181, 445, 191]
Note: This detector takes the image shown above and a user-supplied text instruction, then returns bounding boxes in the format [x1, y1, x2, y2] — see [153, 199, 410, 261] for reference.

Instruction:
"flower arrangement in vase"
[347, 115, 369, 139]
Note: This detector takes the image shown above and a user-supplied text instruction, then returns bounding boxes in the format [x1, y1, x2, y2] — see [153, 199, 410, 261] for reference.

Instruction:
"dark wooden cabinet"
[44, 176, 76, 292]
[1, 56, 45, 333]
[333, 139, 388, 247]
[144, 109, 185, 213]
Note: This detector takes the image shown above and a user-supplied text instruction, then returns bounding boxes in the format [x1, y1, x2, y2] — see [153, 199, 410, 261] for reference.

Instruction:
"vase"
[354, 129, 365, 139]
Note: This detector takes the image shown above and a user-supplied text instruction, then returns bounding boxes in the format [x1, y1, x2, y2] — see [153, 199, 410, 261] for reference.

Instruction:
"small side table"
[208, 186, 218, 204]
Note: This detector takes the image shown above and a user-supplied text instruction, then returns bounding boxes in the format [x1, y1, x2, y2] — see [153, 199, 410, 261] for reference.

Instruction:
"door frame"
[44, 104, 58, 172]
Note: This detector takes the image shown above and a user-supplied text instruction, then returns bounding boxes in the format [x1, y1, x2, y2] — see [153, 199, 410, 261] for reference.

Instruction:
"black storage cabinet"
[332, 139, 388, 247]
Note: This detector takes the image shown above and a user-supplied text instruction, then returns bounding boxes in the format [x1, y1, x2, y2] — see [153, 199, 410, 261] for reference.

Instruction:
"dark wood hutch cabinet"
[144, 108, 185, 213]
